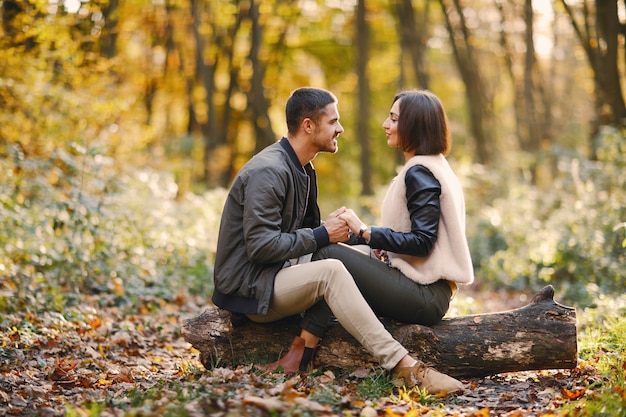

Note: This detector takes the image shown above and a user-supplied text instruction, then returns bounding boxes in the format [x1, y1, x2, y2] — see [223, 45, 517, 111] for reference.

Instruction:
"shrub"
[464, 126, 625, 305]
[0, 143, 224, 314]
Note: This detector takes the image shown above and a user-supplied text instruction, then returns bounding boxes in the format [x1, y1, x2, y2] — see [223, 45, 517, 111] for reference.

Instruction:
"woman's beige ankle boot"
[391, 360, 465, 394]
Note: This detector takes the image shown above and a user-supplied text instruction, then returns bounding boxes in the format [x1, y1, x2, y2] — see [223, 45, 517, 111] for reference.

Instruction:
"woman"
[315, 89, 474, 325]
[259, 90, 469, 394]
[310, 90, 473, 389]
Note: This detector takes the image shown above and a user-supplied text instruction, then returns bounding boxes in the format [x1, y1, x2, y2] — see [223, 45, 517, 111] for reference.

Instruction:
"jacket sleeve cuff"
[368, 226, 380, 245]
[313, 226, 330, 248]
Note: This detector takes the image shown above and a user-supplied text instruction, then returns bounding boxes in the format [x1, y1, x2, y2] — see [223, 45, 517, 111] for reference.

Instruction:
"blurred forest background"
[0, 0, 624, 313]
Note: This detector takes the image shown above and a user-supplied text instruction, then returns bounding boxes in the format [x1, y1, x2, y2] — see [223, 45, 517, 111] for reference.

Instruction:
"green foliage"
[0, 0, 151, 168]
[559, 297, 626, 417]
[66, 401, 106, 417]
[355, 370, 394, 401]
[309, 384, 341, 405]
[0, 144, 224, 314]
[464, 126, 626, 305]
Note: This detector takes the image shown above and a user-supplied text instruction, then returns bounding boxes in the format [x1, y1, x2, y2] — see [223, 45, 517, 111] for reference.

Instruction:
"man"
[212, 87, 349, 370]
[212, 87, 349, 316]
[212, 87, 464, 394]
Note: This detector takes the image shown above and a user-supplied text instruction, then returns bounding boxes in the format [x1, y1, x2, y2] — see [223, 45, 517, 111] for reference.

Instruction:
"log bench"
[182, 285, 577, 378]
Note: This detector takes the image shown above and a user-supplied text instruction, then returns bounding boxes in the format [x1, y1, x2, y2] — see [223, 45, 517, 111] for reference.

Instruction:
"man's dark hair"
[286, 87, 337, 135]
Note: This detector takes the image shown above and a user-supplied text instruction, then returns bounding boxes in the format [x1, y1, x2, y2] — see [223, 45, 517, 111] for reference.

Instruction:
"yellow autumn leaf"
[473, 407, 491, 417]
[404, 409, 420, 417]
[113, 277, 124, 296]
[562, 387, 586, 400]
[88, 317, 102, 330]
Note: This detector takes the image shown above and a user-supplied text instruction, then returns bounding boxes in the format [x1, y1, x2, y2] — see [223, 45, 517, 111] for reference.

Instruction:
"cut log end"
[530, 285, 555, 303]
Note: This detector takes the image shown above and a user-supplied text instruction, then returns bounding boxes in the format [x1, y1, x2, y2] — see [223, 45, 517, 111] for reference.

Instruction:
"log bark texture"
[182, 285, 577, 378]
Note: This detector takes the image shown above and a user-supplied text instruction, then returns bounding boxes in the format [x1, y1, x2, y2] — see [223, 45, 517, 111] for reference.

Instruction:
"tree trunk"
[395, 0, 430, 89]
[439, 0, 495, 165]
[248, 0, 276, 155]
[356, 0, 373, 196]
[560, 0, 626, 138]
[182, 285, 577, 378]
[190, 0, 242, 187]
[100, 0, 119, 58]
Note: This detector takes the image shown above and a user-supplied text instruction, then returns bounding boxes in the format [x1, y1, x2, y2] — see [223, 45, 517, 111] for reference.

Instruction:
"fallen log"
[182, 285, 577, 378]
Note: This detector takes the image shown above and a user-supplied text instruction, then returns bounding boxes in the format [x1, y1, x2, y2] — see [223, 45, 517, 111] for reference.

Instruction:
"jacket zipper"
[301, 172, 310, 227]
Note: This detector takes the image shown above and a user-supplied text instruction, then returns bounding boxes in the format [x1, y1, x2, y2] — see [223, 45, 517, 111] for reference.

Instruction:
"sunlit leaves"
[464, 127, 626, 302]
[0, 147, 224, 315]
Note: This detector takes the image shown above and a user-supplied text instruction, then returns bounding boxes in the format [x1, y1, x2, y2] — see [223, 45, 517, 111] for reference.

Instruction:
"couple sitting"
[211, 87, 474, 394]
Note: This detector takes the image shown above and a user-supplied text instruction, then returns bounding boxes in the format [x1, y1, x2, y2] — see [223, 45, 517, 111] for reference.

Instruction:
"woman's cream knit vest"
[380, 154, 474, 285]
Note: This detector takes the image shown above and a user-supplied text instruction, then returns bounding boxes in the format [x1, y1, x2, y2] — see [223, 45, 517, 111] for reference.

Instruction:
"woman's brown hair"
[393, 90, 450, 156]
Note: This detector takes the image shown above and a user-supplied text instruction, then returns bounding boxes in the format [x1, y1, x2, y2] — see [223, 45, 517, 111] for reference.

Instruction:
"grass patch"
[558, 301, 626, 417]
[356, 369, 394, 401]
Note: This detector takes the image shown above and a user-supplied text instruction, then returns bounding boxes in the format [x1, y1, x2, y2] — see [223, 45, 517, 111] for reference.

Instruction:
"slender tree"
[394, 0, 431, 89]
[248, 0, 277, 154]
[356, 0, 373, 195]
[190, 0, 242, 187]
[560, 0, 626, 148]
[100, 0, 119, 58]
[439, 0, 495, 165]
[495, 0, 549, 179]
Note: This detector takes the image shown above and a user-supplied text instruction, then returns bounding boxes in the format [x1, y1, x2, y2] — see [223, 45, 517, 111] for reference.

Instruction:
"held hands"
[324, 207, 350, 243]
[324, 207, 368, 243]
[337, 209, 364, 236]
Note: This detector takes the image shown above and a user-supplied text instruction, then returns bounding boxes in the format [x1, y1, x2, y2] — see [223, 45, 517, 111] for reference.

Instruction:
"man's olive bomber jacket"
[212, 138, 331, 316]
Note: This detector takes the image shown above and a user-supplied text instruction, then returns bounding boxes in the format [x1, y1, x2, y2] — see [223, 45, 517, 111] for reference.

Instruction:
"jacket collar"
[279, 137, 304, 169]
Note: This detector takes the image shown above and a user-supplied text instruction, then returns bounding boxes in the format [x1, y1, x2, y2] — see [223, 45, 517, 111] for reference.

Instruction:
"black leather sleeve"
[369, 165, 441, 256]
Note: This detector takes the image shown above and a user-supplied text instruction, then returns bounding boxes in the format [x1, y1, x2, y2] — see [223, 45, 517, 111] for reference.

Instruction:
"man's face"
[311, 102, 344, 153]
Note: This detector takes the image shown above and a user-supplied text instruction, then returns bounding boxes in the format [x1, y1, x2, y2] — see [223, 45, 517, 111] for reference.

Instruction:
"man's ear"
[302, 118, 314, 133]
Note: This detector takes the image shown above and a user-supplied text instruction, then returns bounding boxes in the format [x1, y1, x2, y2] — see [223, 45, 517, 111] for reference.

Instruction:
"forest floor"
[1, 287, 594, 416]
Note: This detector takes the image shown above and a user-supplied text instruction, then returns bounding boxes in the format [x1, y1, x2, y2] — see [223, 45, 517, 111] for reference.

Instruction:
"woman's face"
[382, 99, 401, 148]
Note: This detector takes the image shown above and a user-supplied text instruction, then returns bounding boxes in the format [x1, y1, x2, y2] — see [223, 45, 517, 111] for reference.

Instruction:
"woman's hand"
[326, 206, 347, 220]
[338, 209, 363, 235]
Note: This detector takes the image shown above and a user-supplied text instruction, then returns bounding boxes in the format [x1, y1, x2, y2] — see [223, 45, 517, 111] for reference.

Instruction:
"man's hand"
[324, 212, 350, 243]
